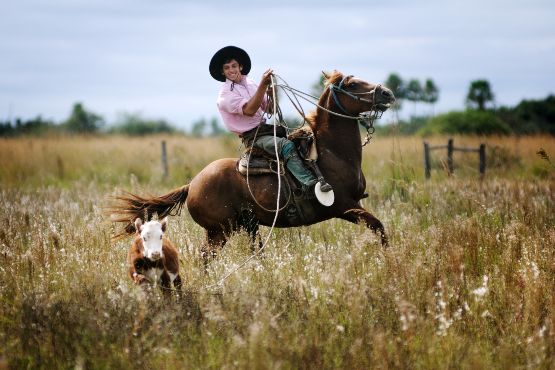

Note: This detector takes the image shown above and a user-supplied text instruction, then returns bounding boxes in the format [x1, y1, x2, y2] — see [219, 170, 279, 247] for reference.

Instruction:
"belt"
[239, 120, 266, 139]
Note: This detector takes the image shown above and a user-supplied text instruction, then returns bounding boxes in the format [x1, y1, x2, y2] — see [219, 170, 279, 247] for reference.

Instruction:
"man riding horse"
[210, 45, 332, 196]
[111, 53, 395, 261]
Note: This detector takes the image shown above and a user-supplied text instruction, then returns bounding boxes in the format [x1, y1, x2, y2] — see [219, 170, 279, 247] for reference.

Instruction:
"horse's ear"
[160, 217, 168, 232]
[134, 218, 143, 233]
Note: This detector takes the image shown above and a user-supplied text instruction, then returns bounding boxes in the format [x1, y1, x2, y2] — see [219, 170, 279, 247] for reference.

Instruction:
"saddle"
[236, 125, 317, 176]
[236, 125, 323, 224]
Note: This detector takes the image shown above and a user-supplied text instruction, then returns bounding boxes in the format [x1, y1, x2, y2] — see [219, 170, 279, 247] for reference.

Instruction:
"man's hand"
[242, 68, 275, 116]
[261, 68, 274, 87]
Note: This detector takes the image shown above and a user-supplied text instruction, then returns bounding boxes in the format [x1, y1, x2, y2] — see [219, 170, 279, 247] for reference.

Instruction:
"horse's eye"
[348, 82, 357, 88]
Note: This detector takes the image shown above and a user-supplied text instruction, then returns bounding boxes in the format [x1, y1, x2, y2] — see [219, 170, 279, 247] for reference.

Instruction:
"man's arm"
[242, 69, 273, 116]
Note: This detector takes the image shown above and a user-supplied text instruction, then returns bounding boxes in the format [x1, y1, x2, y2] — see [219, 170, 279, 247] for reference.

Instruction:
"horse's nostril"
[382, 89, 392, 98]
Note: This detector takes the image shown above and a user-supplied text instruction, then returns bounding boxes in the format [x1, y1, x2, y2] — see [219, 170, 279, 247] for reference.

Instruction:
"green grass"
[0, 135, 554, 369]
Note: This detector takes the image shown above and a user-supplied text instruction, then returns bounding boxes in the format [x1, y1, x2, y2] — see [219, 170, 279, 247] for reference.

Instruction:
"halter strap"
[329, 75, 375, 116]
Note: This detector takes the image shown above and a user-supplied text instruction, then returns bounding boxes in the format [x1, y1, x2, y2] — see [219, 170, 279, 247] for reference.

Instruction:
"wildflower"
[400, 312, 416, 331]
[481, 310, 491, 318]
[472, 275, 489, 298]
[530, 262, 540, 279]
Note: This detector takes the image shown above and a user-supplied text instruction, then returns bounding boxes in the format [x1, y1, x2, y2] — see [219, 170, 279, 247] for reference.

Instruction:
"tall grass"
[0, 134, 554, 369]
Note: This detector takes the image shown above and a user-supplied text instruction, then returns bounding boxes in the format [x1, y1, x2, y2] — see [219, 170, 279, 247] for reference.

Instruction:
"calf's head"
[134, 218, 168, 261]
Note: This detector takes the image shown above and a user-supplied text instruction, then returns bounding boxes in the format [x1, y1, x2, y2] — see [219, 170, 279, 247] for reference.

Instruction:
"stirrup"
[315, 182, 334, 207]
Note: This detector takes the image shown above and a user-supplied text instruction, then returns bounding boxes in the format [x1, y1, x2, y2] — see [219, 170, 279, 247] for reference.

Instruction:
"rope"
[244, 126, 291, 213]
[272, 74, 312, 128]
[275, 80, 375, 120]
[274, 78, 379, 146]
[207, 75, 283, 289]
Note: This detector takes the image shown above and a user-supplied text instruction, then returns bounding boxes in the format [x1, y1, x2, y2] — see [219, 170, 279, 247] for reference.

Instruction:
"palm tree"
[422, 79, 439, 116]
[406, 79, 423, 118]
[385, 73, 405, 111]
[466, 80, 494, 111]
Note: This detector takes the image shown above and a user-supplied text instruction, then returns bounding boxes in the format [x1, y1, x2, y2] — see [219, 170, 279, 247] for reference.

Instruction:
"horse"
[111, 71, 395, 262]
[128, 217, 182, 293]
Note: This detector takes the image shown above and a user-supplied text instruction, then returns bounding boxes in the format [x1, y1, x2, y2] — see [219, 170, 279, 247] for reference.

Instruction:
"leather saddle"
[236, 125, 326, 224]
[236, 126, 315, 176]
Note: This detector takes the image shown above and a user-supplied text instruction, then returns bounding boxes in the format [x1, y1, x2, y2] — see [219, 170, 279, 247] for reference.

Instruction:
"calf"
[128, 217, 181, 293]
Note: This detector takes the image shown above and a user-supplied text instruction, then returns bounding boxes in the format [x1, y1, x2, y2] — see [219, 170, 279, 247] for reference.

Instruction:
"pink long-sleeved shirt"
[217, 77, 268, 135]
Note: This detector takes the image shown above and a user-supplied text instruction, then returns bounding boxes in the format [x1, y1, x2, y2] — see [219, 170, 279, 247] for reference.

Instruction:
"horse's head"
[323, 71, 395, 116]
[134, 218, 167, 261]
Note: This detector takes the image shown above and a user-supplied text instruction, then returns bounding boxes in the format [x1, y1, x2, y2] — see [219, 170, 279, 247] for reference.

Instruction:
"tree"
[63, 102, 104, 133]
[466, 79, 494, 111]
[190, 118, 207, 137]
[419, 110, 510, 135]
[109, 113, 176, 135]
[496, 94, 555, 135]
[406, 79, 423, 117]
[384, 73, 405, 110]
[422, 78, 439, 115]
[209, 117, 226, 136]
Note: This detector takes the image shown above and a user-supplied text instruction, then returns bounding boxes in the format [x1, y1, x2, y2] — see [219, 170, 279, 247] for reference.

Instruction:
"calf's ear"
[160, 217, 168, 232]
[134, 218, 143, 233]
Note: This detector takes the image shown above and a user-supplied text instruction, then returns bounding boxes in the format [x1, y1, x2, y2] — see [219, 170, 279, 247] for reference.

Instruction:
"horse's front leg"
[340, 207, 388, 247]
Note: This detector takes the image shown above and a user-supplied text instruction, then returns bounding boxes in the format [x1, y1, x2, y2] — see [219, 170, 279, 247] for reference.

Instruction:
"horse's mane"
[306, 70, 345, 127]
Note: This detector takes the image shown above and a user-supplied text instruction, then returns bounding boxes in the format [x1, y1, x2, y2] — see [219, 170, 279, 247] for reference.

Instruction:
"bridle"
[328, 75, 384, 145]
[329, 75, 384, 117]
[271, 73, 387, 146]
[329, 75, 371, 112]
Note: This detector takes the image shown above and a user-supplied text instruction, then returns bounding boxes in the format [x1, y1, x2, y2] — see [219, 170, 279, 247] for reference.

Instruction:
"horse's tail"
[109, 184, 190, 240]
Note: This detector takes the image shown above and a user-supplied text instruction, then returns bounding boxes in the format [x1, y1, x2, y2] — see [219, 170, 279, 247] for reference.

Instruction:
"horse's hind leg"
[246, 222, 263, 254]
[340, 208, 388, 247]
[201, 228, 228, 268]
[238, 208, 262, 252]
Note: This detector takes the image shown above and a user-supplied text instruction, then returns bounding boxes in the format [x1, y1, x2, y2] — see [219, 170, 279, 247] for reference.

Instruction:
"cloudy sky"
[2, 0, 554, 129]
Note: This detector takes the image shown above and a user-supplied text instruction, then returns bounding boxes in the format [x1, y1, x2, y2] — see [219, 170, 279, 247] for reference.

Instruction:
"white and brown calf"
[128, 217, 181, 293]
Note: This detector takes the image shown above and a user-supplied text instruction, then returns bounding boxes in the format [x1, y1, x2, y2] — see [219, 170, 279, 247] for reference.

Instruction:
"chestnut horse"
[111, 71, 395, 260]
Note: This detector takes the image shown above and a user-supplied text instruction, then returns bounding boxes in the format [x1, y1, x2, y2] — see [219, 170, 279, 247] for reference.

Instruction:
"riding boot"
[283, 150, 318, 188]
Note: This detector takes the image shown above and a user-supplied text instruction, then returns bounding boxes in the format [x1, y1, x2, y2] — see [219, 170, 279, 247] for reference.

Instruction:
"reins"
[273, 74, 381, 146]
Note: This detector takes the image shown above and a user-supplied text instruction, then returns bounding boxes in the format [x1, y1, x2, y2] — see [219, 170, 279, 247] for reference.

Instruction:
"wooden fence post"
[424, 142, 431, 179]
[161, 140, 168, 179]
[447, 138, 454, 175]
[479, 143, 486, 178]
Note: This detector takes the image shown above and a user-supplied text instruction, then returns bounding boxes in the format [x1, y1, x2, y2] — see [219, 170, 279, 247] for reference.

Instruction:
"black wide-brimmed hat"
[209, 46, 251, 82]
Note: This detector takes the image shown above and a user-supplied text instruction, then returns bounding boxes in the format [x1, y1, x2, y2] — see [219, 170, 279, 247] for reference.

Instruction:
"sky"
[2, 0, 554, 129]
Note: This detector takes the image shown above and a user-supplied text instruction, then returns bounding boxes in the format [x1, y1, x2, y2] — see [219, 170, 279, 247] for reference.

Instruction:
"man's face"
[222, 59, 243, 83]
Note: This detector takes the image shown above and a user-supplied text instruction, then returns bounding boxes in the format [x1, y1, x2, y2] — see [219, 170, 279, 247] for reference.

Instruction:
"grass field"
[0, 134, 554, 369]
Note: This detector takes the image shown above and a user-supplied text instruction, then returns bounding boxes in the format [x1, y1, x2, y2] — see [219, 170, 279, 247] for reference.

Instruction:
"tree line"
[2, 75, 553, 137]
[382, 73, 554, 135]
[0, 103, 226, 137]
[384, 73, 439, 115]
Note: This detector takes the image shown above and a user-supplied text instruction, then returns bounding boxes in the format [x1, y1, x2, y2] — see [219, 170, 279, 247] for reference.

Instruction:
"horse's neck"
[313, 110, 363, 166]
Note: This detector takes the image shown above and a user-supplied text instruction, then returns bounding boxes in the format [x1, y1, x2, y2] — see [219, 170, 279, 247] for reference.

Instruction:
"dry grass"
[0, 134, 554, 369]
